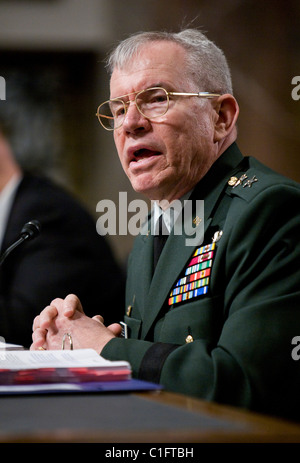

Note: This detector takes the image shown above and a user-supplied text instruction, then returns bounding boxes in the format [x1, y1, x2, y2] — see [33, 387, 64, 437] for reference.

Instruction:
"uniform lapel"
[128, 218, 155, 318]
[140, 143, 245, 339]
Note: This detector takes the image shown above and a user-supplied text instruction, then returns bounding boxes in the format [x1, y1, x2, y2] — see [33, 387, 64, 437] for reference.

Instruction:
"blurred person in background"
[0, 72, 125, 347]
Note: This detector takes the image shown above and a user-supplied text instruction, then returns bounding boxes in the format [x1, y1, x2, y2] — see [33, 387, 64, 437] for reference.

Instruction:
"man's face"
[110, 41, 218, 202]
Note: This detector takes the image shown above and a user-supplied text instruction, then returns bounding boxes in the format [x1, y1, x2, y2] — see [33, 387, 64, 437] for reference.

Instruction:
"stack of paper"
[0, 340, 24, 350]
[0, 349, 131, 385]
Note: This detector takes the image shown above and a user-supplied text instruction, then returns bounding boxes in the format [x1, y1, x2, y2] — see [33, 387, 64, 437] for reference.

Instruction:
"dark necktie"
[153, 214, 168, 271]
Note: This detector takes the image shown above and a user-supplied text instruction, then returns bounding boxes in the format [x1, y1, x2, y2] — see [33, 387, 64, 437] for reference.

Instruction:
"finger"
[32, 302, 58, 331]
[30, 341, 47, 351]
[107, 323, 123, 337]
[92, 315, 104, 324]
[38, 305, 58, 330]
[63, 294, 84, 317]
[32, 314, 41, 332]
[31, 327, 48, 348]
[50, 297, 64, 310]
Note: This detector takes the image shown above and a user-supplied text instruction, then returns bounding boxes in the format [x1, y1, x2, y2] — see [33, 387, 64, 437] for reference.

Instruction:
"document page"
[0, 349, 129, 371]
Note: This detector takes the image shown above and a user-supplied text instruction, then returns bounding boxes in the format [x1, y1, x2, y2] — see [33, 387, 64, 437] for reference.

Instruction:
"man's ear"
[213, 94, 239, 142]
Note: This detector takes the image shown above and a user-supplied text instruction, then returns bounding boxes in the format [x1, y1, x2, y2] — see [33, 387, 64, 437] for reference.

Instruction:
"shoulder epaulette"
[226, 157, 299, 202]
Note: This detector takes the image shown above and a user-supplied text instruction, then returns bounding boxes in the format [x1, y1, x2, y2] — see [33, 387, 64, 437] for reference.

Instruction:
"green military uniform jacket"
[102, 143, 300, 420]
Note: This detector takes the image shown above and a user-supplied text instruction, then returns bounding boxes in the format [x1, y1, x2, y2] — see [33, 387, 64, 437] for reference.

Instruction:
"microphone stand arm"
[0, 236, 26, 266]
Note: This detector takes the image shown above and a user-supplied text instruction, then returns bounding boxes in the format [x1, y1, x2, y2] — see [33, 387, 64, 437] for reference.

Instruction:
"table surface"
[0, 389, 300, 443]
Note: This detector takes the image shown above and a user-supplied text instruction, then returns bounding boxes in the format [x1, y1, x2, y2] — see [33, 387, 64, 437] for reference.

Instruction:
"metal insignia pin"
[232, 173, 248, 188]
[243, 175, 258, 188]
[228, 176, 238, 186]
[212, 230, 223, 243]
[193, 216, 202, 227]
[126, 295, 135, 316]
[126, 305, 132, 317]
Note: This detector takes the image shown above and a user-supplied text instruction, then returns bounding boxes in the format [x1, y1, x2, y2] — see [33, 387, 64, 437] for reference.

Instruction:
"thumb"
[107, 323, 123, 337]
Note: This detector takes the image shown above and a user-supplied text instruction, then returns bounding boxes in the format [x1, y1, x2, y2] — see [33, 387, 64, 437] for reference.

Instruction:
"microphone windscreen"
[20, 220, 41, 241]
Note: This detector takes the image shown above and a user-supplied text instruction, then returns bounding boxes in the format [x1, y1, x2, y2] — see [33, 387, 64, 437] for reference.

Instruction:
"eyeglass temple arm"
[168, 91, 221, 98]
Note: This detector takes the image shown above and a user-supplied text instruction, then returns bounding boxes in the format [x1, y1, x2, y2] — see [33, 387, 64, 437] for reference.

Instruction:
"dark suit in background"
[0, 173, 125, 347]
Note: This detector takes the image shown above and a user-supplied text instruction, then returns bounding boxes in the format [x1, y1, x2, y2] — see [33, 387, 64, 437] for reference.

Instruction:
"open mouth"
[133, 148, 162, 161]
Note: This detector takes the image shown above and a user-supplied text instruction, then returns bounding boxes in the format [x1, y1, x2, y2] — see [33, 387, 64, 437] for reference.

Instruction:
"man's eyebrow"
[151, 82, 174, 90]
[110, 84, 169, 100]
[109, 83, 177, 101]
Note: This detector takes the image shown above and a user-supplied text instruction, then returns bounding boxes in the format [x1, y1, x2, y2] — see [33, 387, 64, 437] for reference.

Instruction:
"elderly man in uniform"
[31, 29, 300, 420]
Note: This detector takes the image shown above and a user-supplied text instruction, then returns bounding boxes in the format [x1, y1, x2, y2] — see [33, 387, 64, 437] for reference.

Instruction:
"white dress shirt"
[0, 173, 22, 249]
[152, 190, 193, 236]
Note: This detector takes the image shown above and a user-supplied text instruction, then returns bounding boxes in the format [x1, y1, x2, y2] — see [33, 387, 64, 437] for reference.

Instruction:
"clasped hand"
[31, 294, 122, 353]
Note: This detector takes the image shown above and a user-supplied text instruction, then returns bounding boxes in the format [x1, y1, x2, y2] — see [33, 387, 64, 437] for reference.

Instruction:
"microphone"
[0, 220, 41, 266]
[20, 220, 41, 241]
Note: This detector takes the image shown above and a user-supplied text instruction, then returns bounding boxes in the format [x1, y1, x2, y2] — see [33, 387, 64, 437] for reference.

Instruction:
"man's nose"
[122, 101, 151, 133]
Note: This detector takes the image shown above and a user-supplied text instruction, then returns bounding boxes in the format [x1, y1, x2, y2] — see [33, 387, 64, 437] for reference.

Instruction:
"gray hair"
[106, 29, 233, 94]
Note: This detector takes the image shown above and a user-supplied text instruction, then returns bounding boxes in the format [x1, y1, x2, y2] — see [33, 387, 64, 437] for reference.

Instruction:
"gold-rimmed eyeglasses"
[95, 87, 221, 131]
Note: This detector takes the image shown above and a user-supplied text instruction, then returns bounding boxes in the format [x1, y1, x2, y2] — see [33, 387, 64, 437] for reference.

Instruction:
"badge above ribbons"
[168, 242, 215, 306]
